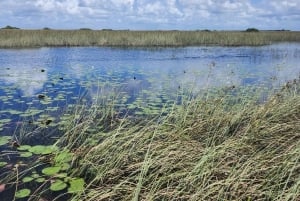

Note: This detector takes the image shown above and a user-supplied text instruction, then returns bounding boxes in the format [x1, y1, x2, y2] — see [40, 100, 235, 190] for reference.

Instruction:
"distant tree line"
[245, 28, 259, 32]
[0, 26, 291, 32]
[1, 25, 20, 29]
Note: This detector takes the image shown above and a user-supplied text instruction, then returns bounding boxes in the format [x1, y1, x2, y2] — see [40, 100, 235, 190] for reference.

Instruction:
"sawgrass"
[0, 29, 299, 48]
[52, 79, 300, 201]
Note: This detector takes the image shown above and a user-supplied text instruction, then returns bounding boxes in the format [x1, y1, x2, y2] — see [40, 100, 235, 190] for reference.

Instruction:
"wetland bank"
[0, 33, 300, 200]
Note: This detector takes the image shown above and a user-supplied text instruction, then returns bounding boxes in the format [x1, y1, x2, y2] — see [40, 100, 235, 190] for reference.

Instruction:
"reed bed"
[0, 30, 300, 48]
[50, 79, 300, 201]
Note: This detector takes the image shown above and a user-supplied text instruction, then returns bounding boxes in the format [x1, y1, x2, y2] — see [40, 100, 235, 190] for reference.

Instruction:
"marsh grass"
[0, 30, 300, 48]
[48, 79, 300, 201]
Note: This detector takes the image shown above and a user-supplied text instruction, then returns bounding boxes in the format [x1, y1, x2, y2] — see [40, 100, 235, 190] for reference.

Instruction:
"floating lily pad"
[46, 107, 59, 112]
[15, 188, 31, 198]
[29, 145, 58, 155]
[50, 179, 67, 191]
[68, 178, 85, 193]
[0, 119, 11, 124]
[22, 176, 34, 183]
[35, 178, 45, 183]
[60, 163, 70, 171]
[17, 145, 32, 151]
[31, 173, 40, 178]
[55, 150, 73, 164]
[20, 152, 33, 158]
[0, 161, 8, 167]
[20, 109, 43, 117]
[42, 166, 61, 176]
[56, 173, 68, 178]
[4, 109, 23, 115]
[0, 136, 11, 146]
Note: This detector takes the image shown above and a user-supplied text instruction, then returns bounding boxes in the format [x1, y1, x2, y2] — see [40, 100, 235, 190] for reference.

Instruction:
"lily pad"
[22, 176, 34, 183]
[20, 152, 33, 158]
[17, 145, 32, 151]
[56, 173, 68, 178]
[29, 145, 58, 155]
[0, 161, 8, 167]
[35, 178, 45, 183]
[60, 163, 70, 171]
[31, 173, 40, 178]
[0, 136, 11, 146]
[55, 150, 73, 164]
[50, 180, 67, 191]
[15, 188, 31, 198]
[68, 178, 85, 193]
[42, 166, 61, 176]
[0, 119, 11, 124]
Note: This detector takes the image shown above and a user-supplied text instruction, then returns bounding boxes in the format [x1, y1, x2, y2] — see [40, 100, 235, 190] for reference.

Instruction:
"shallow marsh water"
[0, 44, 299, 128]
[0, 43, 299, 136]
[0, 43, 300, 200]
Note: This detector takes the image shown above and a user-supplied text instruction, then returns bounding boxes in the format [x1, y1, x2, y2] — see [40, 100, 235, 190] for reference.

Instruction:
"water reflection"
[0, 43, 299, 103]
[0, 65, 47, 96]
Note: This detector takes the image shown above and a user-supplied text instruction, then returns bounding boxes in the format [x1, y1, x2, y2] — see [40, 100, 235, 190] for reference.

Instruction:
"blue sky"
[0, 0, 299, 30]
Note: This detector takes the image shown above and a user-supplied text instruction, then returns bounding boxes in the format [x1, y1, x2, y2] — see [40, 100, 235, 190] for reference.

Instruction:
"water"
[0, 43, 299, 136]
[0, 43, 300, 201]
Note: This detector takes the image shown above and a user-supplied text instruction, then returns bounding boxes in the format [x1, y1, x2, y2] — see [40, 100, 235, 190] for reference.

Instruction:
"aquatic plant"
[46, 79, 299, 201]
[0, 30, 299, 48]
[0, 141, 85, 200]
[0, 44, 299, 200]
[0, 78, 299, 200]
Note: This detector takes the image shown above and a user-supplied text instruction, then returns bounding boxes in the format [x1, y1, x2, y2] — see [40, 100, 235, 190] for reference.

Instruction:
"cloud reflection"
[0, 66, 47, 96]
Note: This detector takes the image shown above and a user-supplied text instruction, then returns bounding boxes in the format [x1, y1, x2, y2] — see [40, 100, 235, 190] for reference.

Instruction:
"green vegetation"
[61, 81, 300, 201]
[15, 188, 31, 198]
[0, 43, 299, 200]
[0, 29, 299, 48]
[246, 28, 259, 32]
[2, 78, 299, 200]
[1, 25, 20, 30]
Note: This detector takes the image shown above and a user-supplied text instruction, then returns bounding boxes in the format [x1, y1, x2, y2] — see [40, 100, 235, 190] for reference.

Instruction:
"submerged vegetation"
[0, 29, 300, 48]
[0, 77, 300, 200]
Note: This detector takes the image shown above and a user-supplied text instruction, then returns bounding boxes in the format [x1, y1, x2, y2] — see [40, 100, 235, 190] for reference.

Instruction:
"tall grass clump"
[0, 30, 299, 48]
[50, 79, 300, 201]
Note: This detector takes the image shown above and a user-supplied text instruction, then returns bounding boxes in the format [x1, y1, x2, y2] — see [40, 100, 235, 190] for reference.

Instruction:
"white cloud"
[0, 0, 299, 30]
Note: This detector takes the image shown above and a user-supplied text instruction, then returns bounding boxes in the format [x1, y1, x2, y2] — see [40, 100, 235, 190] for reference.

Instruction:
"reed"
[0, 29, 299, 48]
[51, 79, 300, 201]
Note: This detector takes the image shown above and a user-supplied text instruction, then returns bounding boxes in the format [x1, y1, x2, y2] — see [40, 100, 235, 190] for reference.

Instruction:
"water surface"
[0, 43, 299, 136]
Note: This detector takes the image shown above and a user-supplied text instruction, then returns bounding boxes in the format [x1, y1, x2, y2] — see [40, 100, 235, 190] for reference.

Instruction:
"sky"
[0, 0, 299, 31]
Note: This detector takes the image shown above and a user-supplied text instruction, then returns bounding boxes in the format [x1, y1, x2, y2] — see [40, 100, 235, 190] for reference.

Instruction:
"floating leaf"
[56, 173, 68, 178]
[35, 178, 45, 183]
[31, 173, 40, 178]
[29, 145, 58, 155]
[60, 163, 70, 171]
[20, 152, 33, 158]
[0, 161, 8, 167]
[55, 150, 73, 164]
[0, 119, 11, 124]
[42, 166, 60, 176]
[15, 188, 31, 198]
[0, 136, 11, 146]
[68, 178, 85, 193]
[17, 145, 32, 151]
[28, 145, 45, 154]
[50, 180, 67, 191]
[22, 177, 34, 183]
